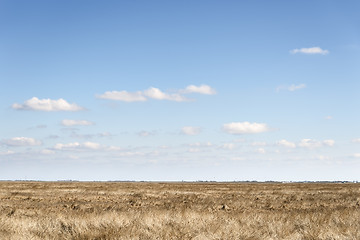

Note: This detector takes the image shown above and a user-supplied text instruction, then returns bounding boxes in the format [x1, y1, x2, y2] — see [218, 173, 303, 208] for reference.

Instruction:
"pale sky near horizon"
[1, 0, 360, 181]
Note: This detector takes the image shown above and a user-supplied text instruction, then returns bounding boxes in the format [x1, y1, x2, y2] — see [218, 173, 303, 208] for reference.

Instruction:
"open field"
[0, 181, 360, 239]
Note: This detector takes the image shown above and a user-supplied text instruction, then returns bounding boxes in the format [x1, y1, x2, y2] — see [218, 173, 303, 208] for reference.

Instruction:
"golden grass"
[0, 181, 359, 239]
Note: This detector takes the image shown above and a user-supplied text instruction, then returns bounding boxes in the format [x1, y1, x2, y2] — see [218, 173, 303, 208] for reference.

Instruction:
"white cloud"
[1, 137, 42, 147]
[181, 126, 201, 136]
[143, 87, 188, 102]
[54, 142, 80, 150]
[12, 97, 84, 111]
[96, 90, 146, 102]
[142, 87, 167, 100]
[97, 85, 216, 102]
[223, 122, 270, 134]
[82, 142, 101, 150]
[353, 153, 360, 158]
[298, 139, 322, 149]
[290, 47, 329, 55]
[96, 87, 188, 102]
[277, 139, 296, 148]
[40, 149, 55, 155]
[325, 116, 333, 120]
[54, 142, 101, 151]
[352, 138, 360, 143]
[182, 84, 217, 95]
[54, 142, 124, 152]
[277, 84, 306, 92]
[61, 119, 94, 126]
[188, 142, 212, 147]
[298, 139, 335, 149]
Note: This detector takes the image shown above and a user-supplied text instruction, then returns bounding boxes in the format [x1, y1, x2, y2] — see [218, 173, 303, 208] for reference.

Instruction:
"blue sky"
[1, 0, 360, 181]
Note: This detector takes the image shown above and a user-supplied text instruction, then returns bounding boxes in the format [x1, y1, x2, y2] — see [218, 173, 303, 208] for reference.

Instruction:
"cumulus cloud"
[97, 88, 188, 102]
[277, 139, 296, 148]
[53, 142, 123, 152]
[182, 84, 217, 95]
[290, 47, 329, 55]
[143, 87, 188, 102]
[223, 122, 270, 135]
[188, 142, 213, 147]
[61, 119, 94, 126]
[12, 97, 84, 111]
[181, 126, 201, 136]
[276, 84, 306, 92]
[96, 85, 216, 102]
[298, 139, 323, 149]
[96, 90, 147, 102]
[54, 142, 101, 151]
[54, 142, 80, 150]
[298, 139, 335, 149]
[1, 137, 42, 147]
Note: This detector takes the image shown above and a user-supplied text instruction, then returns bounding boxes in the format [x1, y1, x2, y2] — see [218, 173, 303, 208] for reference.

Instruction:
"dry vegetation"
[0, 181, 360, 239]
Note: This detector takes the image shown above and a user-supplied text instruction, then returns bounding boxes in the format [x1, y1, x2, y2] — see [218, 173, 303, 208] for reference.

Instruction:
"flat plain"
[0, 181, 359, 239]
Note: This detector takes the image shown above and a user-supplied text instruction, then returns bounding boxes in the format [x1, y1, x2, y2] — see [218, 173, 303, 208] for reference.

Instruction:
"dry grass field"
[0, 181, 359, 239]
